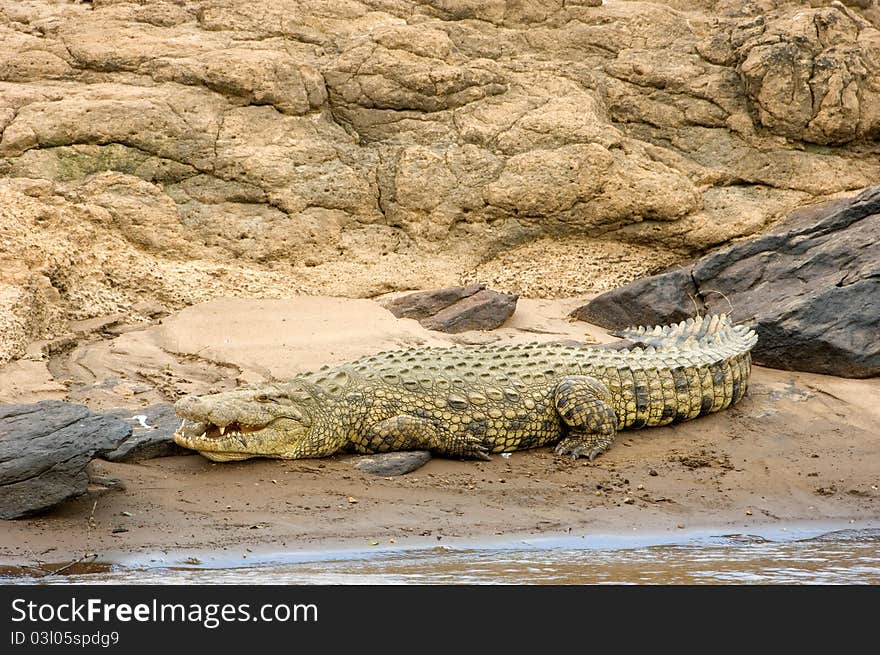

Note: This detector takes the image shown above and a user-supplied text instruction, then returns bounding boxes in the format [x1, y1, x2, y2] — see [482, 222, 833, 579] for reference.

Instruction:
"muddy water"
[4, 524, 878, 585]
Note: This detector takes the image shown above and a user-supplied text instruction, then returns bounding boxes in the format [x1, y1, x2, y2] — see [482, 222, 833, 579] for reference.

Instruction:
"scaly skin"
[173, 315, 757, 462]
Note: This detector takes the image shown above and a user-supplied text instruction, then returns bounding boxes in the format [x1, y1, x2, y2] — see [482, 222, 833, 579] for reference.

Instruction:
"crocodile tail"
[612, 314, 736, 349]
[601, 317, 758, 428]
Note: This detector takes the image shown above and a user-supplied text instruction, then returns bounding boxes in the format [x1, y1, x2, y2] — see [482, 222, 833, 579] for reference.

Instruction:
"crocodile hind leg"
[553, 376, 618, 460]
[362, 415, 491, 460]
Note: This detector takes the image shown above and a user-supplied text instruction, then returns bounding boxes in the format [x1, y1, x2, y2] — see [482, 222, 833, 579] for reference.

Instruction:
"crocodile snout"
[174, 395, 209, 420]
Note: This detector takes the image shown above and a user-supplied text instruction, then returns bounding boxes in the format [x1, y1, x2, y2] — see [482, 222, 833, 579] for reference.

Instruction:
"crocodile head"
[173, 382, 317, 462]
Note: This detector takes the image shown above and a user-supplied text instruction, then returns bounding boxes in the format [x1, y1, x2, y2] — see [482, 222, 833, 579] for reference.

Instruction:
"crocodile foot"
[555, 436, 610, 461]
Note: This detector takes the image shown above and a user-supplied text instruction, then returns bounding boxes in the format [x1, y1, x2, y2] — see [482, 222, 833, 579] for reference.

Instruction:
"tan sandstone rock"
[1, 0, 879, 364]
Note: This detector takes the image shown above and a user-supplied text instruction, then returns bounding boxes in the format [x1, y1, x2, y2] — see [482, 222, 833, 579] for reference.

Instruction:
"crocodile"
[173, 314, 757, 462]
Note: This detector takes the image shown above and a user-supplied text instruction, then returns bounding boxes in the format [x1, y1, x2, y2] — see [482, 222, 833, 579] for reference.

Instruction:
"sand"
[0, 296, 878, 569]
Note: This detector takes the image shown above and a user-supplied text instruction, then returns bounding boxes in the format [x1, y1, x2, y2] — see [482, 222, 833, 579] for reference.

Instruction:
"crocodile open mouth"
[204, 421, 262, 439]
[175, 419, 265, 446]
[173, 410, 310, 462]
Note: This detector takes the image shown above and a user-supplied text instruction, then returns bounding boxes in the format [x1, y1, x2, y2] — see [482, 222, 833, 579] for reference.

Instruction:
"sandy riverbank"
[0, 296, 877, 570]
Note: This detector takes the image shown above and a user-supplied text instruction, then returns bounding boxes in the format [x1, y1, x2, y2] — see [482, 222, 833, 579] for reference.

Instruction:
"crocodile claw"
[458, 435, 492, 461]
[554, 440, 608, 461]
[468, 442, 492, 461]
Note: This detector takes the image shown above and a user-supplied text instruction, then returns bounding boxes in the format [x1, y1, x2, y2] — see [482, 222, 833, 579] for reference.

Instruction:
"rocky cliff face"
[1, 0, 879, 362]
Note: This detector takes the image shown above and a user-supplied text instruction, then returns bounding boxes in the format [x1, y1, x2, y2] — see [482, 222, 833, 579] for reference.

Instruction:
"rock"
[102, 403, 190, 462]
[421, 289, 517, 332]
[2, 0, 880, 363]
[0, 400, 131, 519]
[734, 4, 880, 145]
[570, 268, 697, 329]
[571, 187, 880, 378]
[383, 284, 487, 321]
[324, 24, 507, 114]
[385, 285, 517, 333]
[354, 451, 432, 477]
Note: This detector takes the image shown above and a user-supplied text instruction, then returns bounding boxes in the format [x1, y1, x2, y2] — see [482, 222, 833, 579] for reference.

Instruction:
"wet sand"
[0, 296, 878, 570]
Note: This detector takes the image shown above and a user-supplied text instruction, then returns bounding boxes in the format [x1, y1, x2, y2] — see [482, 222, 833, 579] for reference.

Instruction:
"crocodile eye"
[255, 393, 278, 403]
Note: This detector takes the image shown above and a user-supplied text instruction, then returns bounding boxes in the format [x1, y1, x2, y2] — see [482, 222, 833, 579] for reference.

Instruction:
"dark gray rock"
[571, 187, 880, 378]
[102, 403, 190, 462]
[0, 401, 131, 519]
[570, 268, 698, 328]
[354, 451, 432, 476]
[383, 284, 517, 333]
[383, 283, 486, 321]
[421, 288, 518, 333]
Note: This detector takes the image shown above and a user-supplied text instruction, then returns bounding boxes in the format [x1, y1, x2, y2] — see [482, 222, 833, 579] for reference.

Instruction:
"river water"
[5, 524, 878, 584]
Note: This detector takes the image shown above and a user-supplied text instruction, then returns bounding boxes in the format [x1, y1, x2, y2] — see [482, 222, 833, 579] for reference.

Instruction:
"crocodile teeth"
[219, 426, 226, 435]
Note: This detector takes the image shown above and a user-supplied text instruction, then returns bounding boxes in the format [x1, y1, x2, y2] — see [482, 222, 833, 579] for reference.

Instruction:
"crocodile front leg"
[362, 415, 491, 460]
[553, 376, 618, 460]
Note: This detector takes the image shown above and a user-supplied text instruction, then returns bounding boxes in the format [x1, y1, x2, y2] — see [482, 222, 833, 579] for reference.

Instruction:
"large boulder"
[572, 187, 880, 378]
[571, 268, 699, 329]
[0, 400, 131, 519]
